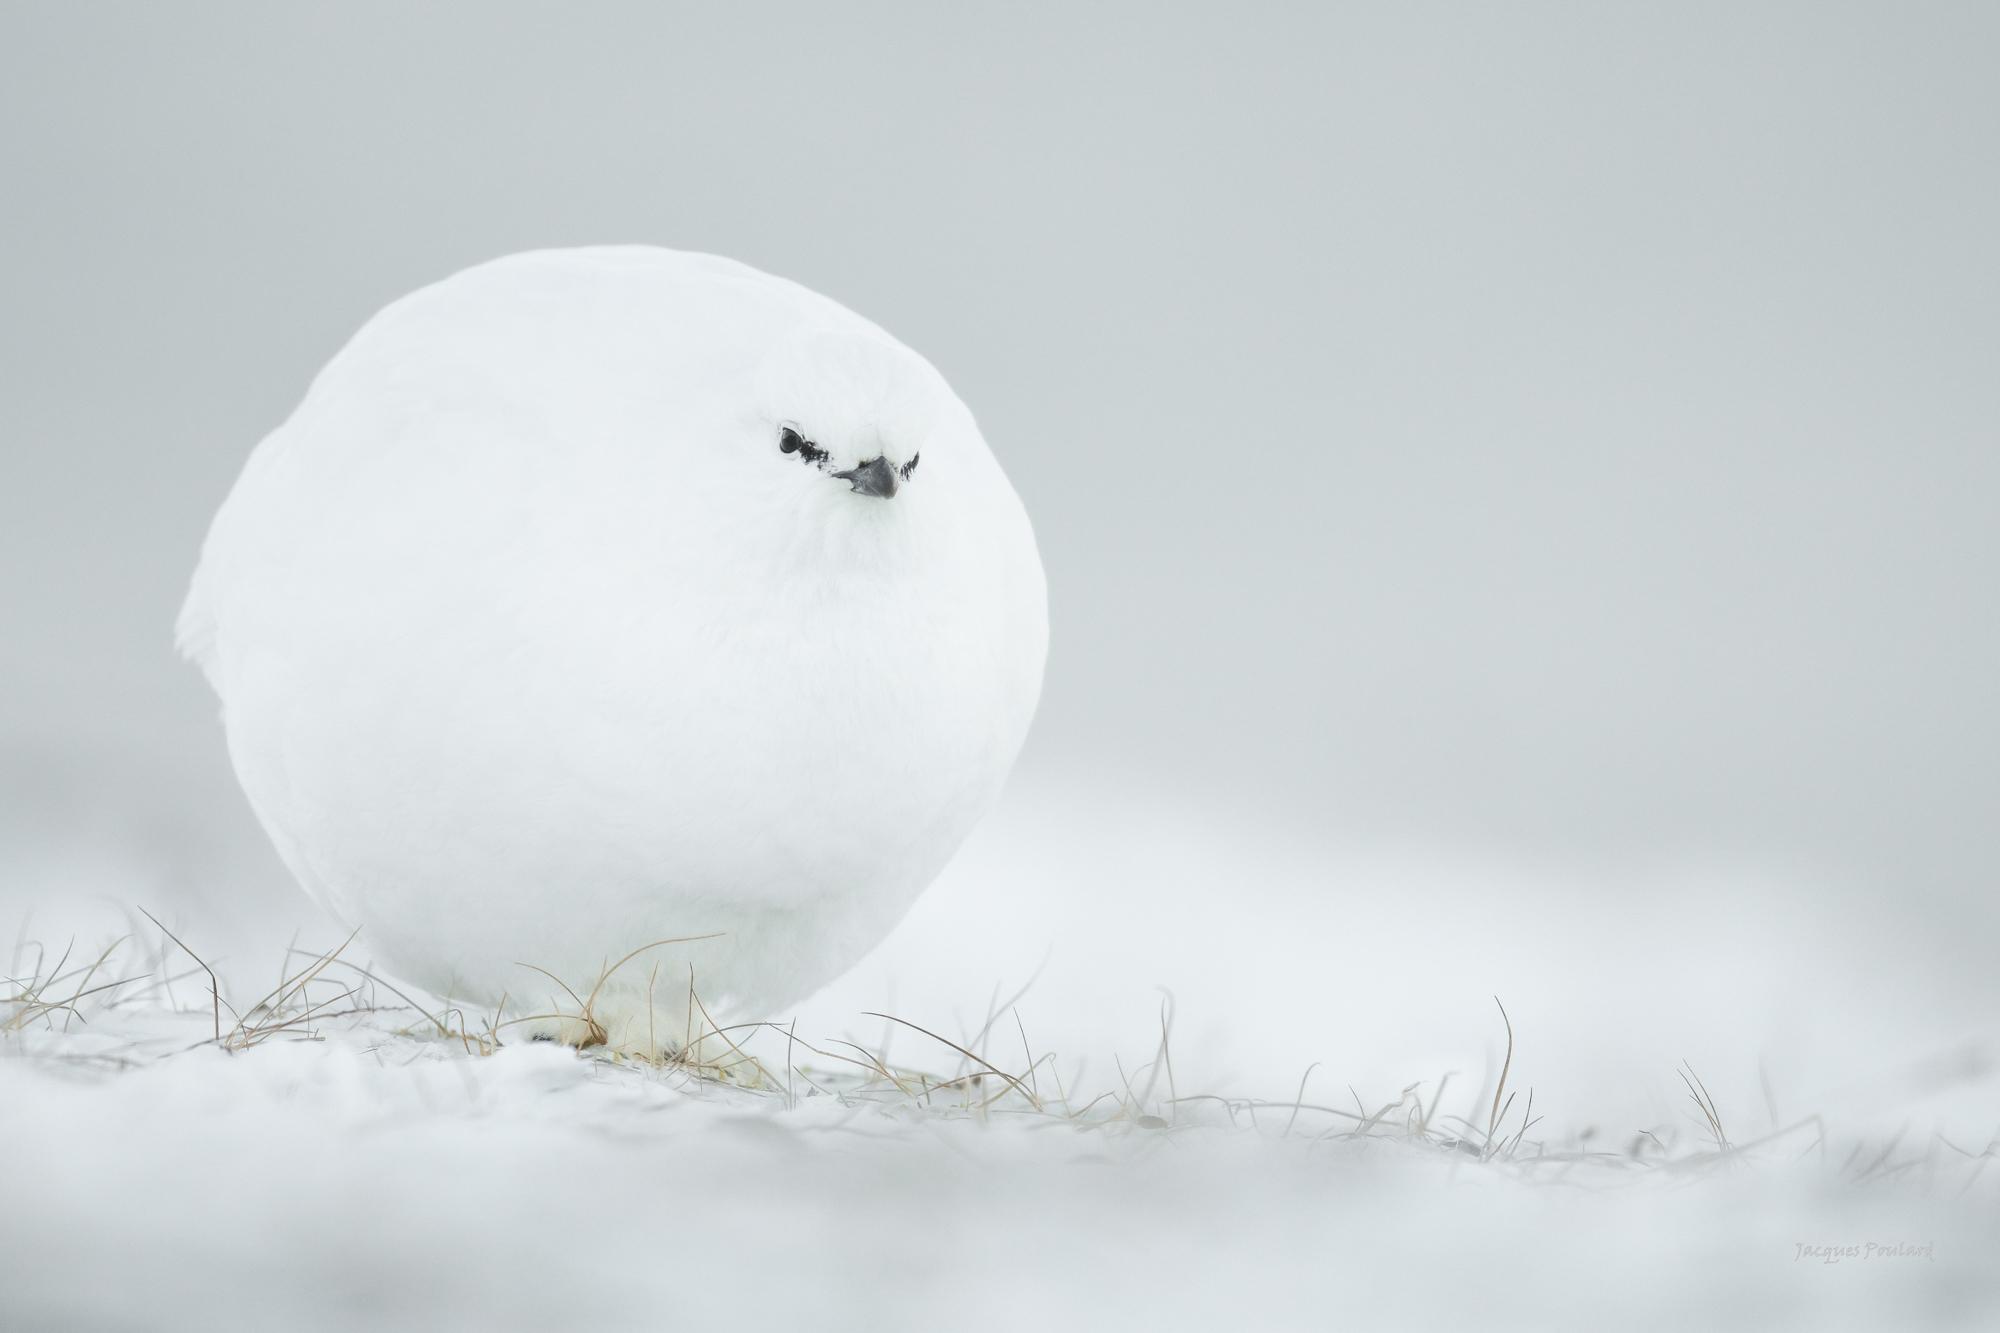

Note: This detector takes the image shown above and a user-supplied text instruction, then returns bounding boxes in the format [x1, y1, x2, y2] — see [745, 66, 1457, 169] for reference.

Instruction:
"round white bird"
[179, 246, 1047, 1053]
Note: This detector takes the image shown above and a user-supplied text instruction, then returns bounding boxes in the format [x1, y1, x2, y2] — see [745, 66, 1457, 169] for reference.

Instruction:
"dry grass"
[5, 913, 1994, 1192]
[2, 935, 143, 1035]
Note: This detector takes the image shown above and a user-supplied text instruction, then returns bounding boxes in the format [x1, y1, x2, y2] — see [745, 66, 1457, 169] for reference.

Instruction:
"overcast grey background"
[3, 3, 1996, 939]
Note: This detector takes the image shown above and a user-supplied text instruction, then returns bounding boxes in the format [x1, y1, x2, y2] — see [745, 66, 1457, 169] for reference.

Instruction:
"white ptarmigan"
[178, 247, 1047, 1051]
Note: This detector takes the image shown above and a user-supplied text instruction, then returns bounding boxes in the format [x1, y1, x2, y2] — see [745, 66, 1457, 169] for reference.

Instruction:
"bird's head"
[753, 328, 941, 503]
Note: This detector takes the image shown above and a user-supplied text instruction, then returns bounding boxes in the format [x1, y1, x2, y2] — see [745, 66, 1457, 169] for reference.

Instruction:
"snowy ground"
[5, 773, 1997, 1331]
[5, 995, 1993, 1333]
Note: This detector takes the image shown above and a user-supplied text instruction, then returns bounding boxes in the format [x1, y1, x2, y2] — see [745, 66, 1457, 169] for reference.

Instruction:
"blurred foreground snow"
[3, 995, 1995, 1333]
[4, 769, 1996, 1330]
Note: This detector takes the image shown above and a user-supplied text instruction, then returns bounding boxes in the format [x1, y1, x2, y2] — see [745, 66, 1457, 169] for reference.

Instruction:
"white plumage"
[180, 247, 1046, 1050]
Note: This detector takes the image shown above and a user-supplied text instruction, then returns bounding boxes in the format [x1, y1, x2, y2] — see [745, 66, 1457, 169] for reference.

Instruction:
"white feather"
[181, 247, 1047, 1047]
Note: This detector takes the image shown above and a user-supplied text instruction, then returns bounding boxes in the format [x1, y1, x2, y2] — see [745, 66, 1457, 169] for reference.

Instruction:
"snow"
[4, 772, 1997, 1331]
[3, 1011, 1992, 1332]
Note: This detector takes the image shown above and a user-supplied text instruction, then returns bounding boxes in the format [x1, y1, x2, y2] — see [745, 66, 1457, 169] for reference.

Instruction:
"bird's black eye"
[777, 427, 828, 464]
[772, 430, 820, 466]
[899, 452, 920, 480]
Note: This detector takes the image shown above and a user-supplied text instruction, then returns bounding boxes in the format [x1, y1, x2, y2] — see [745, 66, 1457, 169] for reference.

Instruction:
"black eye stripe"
[778, 428, 918, 476]
[778, 426, 827, 464]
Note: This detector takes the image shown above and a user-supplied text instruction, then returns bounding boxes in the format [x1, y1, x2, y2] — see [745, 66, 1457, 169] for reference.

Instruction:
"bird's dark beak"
[832, 456, 900, 499]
